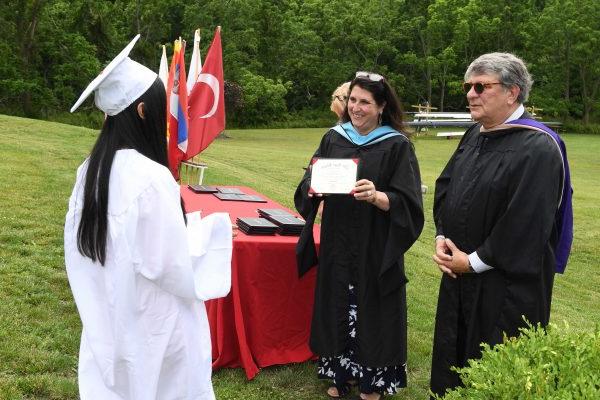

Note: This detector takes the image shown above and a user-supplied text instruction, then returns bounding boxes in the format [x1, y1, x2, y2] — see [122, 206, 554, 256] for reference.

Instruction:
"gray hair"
[465, 52, 533, 103]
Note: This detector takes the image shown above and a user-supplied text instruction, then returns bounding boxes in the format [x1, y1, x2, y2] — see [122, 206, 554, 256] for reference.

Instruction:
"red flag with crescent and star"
[186, 26, 225, 159]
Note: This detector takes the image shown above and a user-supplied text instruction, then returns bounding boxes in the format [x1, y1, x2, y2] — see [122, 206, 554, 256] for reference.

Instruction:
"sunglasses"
[355, 71, 384, 82]
[462, 81, 503, 94]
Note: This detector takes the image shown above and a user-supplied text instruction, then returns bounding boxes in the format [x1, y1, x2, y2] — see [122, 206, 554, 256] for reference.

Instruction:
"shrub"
[438, 322, 600, 400]
[274, 108, 334, 129]
[233, 70, 291, 127]
[563, 120, 600, 135]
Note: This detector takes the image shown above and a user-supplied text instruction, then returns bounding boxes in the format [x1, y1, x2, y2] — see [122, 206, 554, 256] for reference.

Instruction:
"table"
[181, 185, 319, 379]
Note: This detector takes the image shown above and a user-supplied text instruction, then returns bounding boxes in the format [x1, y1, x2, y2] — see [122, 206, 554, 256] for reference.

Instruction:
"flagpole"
[187, 28, 202, 96]
[159, 45, 168, 89]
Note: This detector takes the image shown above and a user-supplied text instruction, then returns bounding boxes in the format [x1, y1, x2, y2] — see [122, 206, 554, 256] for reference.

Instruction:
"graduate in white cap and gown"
[64, 34, 232, 400]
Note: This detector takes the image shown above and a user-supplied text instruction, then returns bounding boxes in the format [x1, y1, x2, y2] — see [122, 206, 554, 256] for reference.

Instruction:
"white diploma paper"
[309, 158, 359, 194]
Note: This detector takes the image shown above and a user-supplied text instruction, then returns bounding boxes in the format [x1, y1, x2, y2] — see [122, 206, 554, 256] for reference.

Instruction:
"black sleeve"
[383, 141, 424, 255]
[294, 132, 330, 277]
[379, 140, 425, 295]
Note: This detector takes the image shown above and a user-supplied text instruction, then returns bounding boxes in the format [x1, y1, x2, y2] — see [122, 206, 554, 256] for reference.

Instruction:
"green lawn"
[0, 114, 598, 399]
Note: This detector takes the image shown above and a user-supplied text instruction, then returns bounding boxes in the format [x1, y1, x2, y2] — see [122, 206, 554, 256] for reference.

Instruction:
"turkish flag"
[186, 27, 225, 159]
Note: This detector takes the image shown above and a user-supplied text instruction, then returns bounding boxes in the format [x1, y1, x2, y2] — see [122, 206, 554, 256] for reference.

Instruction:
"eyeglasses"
[355, 71, 385, 82]
[462, 81, 503, 94]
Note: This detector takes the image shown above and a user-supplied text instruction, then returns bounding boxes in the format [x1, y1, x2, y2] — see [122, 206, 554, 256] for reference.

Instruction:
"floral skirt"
[317, 285, 407, 396]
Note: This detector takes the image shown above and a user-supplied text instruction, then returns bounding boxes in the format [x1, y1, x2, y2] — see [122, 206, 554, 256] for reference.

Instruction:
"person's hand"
[232, 224, 239, 238]
[444, 239, 471, 274]
[432, 238, 471, 277]
[354, 179, 377, 203]
[432, 236, 456, 278]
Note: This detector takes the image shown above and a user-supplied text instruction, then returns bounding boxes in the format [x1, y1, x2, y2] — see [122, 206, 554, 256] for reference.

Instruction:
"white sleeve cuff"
[468, 251, 493, 273]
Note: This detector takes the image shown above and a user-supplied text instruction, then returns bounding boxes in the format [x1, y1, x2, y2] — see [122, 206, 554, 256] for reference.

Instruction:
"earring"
[378, 112, 382, 126]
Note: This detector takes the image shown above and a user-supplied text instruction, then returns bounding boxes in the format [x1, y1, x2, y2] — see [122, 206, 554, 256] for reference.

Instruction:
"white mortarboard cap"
[70, 34, 158, 116]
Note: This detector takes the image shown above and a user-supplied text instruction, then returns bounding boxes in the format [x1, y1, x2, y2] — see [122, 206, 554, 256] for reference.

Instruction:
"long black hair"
[77, 77, 169, 265]
[341, 76, 408, 135]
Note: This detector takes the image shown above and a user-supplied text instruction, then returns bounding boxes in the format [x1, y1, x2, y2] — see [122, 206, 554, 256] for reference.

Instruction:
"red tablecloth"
[181, 186, 319, 379]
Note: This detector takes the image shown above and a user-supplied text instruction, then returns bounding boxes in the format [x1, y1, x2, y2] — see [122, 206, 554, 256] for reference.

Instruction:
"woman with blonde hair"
[330, 81, 351, 120]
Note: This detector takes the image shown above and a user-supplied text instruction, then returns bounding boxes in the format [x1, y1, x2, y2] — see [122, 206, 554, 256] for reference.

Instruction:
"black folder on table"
[257, 208, 294, 218]
[265, 215, 305, 236]
[236, 217, 279, 235]
[214, 193, 242, 201]
[188, 184, 219, 193]
[213, 193, 267, 203]
[217, 187, 245, 195]
[237, 194, 267, 203]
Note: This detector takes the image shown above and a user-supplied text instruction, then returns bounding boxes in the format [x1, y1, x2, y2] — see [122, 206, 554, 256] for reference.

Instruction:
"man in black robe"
[430, 53, 572, 397]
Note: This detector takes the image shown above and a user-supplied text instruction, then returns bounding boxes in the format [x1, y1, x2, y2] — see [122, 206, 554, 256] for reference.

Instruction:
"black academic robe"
[295, 129, 424, 368]
[430, 116, 563, 396]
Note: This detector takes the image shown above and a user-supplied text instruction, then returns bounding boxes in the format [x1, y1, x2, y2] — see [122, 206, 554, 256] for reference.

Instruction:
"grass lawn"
[0, 114, 598, 399]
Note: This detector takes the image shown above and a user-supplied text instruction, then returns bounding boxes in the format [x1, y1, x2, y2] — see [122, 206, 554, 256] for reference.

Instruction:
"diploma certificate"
[309, 158, 359, 194]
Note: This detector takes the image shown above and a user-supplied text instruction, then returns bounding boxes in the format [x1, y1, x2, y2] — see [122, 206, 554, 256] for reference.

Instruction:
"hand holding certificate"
[309, 158, 359, 195]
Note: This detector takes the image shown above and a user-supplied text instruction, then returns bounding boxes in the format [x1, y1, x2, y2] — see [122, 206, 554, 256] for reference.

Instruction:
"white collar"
[504, 104, 525, 123]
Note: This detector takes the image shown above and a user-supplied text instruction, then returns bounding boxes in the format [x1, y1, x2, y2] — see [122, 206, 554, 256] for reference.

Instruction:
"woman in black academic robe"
[295, 72, 424, 400]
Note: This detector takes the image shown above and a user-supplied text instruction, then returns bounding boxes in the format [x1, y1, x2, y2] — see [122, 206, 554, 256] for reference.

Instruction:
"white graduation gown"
[64, 149, 232, 400]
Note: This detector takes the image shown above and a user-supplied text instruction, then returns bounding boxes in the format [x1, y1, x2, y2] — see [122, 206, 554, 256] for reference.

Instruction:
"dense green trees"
[1, 0, 599, 127]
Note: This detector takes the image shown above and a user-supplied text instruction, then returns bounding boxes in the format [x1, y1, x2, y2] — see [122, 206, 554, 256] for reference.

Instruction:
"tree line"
[2, 0, 600, 128]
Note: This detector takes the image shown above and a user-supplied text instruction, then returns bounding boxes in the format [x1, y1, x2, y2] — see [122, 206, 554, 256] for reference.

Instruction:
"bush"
[232, 70, 291, 127]
[438, 322, 600, 400]
[272, 108, 335, 129]
[563, 120, 600, 135]
[47, 110, 104, 130]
